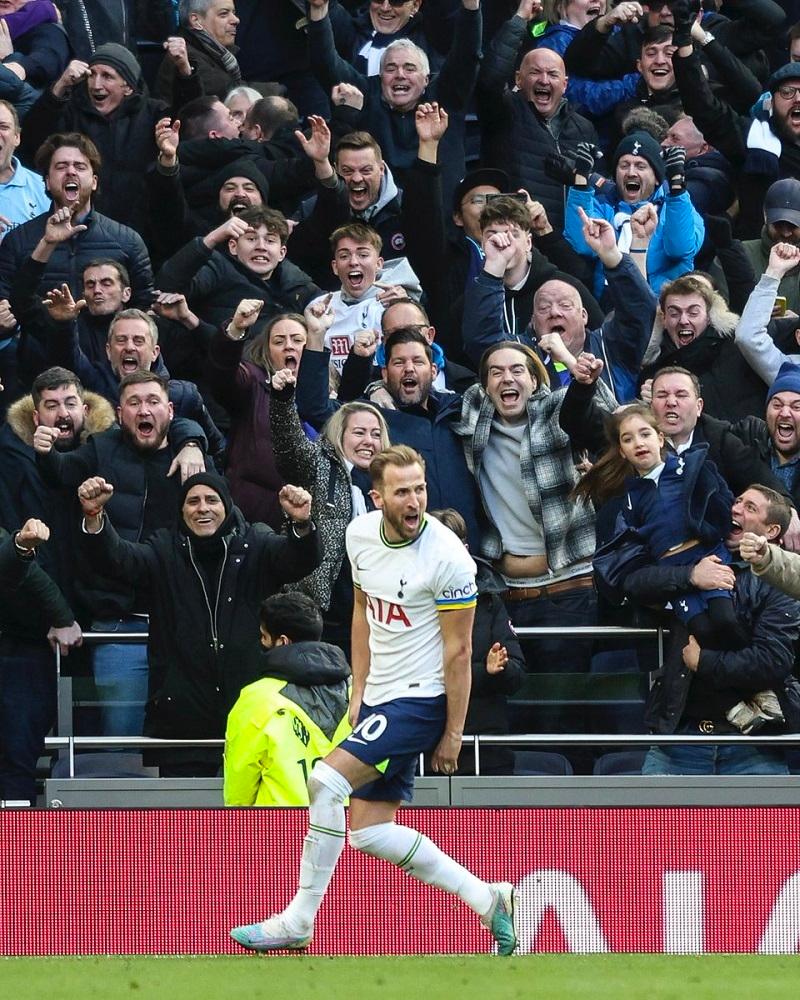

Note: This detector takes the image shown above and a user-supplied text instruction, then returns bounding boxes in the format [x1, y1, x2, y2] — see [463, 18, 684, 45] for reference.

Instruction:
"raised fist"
[33, 425, 60, 454]
[77, 477, 114, 517]
[279, 484, 312, 523]
[16, 518, 50, 552]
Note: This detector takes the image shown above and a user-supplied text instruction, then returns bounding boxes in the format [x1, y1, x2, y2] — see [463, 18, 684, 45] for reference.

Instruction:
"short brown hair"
[84, 258, 131, 288]
[369, 445, 425, 488]
[118, 369, 169, 399]
[479, 196, 531, 234]
[651, 365, 702, 398]
[335, 131, 383, 163]
[237, 205, 290, 245]
[747, 484, 793, 538]
[479, 341, 549, 391]
[659, 274, 715, 314]
[32, 367, 83, 408]
[330, 222, 382, 256]
[0, 99, 19, 132]
[35, 132, 102, 177]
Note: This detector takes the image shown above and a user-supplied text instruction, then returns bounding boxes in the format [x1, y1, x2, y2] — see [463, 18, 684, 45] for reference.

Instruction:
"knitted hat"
[89, 43, 142, 91]
[179, 472, 233, 516]
[764, 177, 800, 227]
[767, 63, 800, 95]
[212, 158, 270, 204]
[612, 131, 666, 184]
[767, 361, 800, 402]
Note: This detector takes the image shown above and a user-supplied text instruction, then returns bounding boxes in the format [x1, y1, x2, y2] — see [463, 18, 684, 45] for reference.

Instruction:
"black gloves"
[669, 0, 695, 48]
[574, 141, 597, 179]
[662, 144, 686, 195]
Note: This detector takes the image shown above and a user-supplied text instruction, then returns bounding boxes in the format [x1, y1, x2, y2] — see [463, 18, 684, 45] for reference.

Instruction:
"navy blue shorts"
[341, 695, 446, 803]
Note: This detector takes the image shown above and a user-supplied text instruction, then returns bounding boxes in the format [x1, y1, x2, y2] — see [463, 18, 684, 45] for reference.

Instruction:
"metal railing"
[42, 623, 800, 780]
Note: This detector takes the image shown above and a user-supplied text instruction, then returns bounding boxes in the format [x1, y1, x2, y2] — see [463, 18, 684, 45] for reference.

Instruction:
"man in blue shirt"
[0, 99, 49, 241]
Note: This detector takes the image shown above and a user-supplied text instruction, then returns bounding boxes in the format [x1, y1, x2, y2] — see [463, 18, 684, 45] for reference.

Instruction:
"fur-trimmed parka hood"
[5, 390, 116, 449]
[642, 291, 739, 367]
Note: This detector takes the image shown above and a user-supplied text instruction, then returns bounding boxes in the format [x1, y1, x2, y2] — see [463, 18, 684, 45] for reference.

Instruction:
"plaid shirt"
[453, 380, 616, 571]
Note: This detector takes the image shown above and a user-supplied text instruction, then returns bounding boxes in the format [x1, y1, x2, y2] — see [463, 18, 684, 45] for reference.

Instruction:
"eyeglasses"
[370, 0, 412, 7]
[777, 84, 800, 101]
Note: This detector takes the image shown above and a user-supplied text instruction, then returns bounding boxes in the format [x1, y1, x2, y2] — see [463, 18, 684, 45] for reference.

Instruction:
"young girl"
[577, 404, 783, 732]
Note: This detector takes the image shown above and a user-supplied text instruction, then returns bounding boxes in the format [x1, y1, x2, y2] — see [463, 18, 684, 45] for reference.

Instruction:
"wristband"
[630, 248, 648, 254]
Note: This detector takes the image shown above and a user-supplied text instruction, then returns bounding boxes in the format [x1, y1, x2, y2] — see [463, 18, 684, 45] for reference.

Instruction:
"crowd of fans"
[4, 0, 800, 802]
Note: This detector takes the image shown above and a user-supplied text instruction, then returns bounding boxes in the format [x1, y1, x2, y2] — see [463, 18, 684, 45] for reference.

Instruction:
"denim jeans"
[0, 637, 56, 802]
[643, 734, 789, 775]
[90, 619, 149, 736]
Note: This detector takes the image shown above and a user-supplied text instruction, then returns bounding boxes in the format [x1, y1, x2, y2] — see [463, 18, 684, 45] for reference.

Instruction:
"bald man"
[476, 11, 598, 230]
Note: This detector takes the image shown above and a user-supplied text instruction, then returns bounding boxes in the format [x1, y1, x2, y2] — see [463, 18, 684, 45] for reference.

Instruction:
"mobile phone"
[485, 192, 528, 203]
[774, 296, 788, 317]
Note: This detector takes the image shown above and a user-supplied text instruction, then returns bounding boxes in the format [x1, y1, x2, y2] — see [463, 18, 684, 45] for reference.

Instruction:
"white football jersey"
[346, 511, 478, 705]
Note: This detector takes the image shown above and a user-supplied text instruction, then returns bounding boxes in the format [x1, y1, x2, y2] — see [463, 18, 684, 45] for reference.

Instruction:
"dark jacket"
[0, 208, 154, 312]
[307, 5, 481, 205]
[58, 0, 176, 61]
[562, 2, 782, 86]
[155, 236, 320, 333]
[203, 329, 293, 529]
[7, 20, 69, 87]
[36, 418, 210, 618]
[295, 346, 483, 549]
[328, 0, 454, 76]
[79, 508, 323, 753]
[641, 325, 767, 422]
[559, 378, 795, 506]
[155, 26, 239, 102]
[476, 13, 598, 232]
[0, 389, 116, 593]
[730, 415, 800, 513]
[21, 78, 200, 239]
[464, 253, 656, 403]
[0, 528, 75, 643]
[624, 561, 800, 734]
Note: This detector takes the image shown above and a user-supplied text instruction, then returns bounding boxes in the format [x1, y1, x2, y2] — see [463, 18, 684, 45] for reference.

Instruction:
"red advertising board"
[3, 807, 800, 955]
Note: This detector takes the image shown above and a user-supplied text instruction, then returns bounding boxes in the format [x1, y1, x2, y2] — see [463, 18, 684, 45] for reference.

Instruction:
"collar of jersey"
[379, 514, 428, 548]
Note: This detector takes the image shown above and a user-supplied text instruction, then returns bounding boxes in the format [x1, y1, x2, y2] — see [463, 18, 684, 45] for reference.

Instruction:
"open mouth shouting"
[347, 181, 370, 208]
[135, 417, 155, 442]
[586, 2, 602, 15]
[54, 417, 74, 438]
[346, 267, 366, 293]
[229, 197, 252, 215]
[774, 417, 799, 450]
[674, 327, 697, 348]
[120, 353, 140, 374]
[532, 84, 553, 111]
[62, 179, 81, 204]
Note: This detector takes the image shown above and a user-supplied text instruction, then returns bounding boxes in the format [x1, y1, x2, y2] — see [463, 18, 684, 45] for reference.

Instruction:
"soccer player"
[230, 445, 518, 955]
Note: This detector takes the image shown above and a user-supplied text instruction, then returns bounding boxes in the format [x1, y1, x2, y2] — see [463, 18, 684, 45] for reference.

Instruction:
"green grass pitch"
[2, 955, 799, 1000]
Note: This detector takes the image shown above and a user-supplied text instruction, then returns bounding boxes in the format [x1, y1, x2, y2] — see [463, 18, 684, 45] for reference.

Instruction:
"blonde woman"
[270, 367, 389, 653]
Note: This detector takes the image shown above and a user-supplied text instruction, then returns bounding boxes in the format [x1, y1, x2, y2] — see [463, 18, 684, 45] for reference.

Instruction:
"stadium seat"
[50, 753, 156, 779]
[592, 750, 646, 775]
[513, 751, 574, 776]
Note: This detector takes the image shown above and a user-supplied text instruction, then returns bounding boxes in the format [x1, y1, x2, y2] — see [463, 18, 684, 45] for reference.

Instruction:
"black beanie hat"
[179, 472, 234, 517]
[213, 158, 270, 204]
[613, 131, 666, 185]
[89, 43, 142, 91]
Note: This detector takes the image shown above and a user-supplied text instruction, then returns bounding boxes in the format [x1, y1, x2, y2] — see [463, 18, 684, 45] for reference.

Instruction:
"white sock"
[348, 821, 494, 916]
[282, 761, 352, 934]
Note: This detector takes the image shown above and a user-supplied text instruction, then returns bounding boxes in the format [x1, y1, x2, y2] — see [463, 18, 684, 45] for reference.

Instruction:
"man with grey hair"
[156, 0, 242, 102]
[30, 295, 225, 462]
[304, 0, 482, 202]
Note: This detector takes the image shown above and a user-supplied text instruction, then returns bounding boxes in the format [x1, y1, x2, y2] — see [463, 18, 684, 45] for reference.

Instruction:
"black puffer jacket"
[36, 418, 209, 617]
[476, 14, 598, 232]
[0, 208, 154, 310]
[624, 562, 800, 735]
[79, 508, 323, 756]
[154, 26, 239, 102]
[20, 79, 200, 239]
